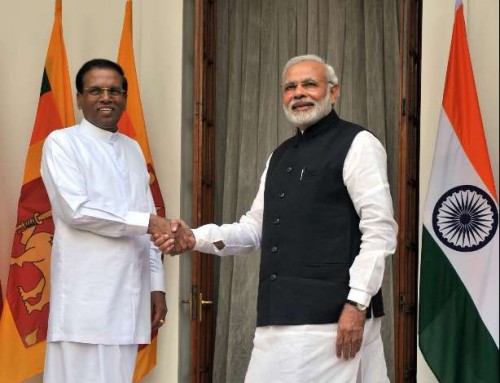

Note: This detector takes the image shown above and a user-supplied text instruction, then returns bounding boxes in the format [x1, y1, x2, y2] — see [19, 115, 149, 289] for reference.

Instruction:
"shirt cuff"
[347, 288, 372, 308]
[125, 211, 150, 236]
[151, 271, 166, 292]
[192, 228, 223, 254]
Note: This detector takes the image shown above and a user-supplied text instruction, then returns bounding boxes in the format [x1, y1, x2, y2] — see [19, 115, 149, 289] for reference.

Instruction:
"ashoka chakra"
[432, 185, 498, 252]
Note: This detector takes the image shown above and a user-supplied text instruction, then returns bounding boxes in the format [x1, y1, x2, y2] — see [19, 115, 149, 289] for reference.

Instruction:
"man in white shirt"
[158, 54, 398, 383]
[41, 59, 173, 383]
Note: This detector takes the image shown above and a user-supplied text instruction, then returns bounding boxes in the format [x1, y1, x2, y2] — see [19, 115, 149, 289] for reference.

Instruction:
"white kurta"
[193, 131, 397, 306]
[192, 130, 397, 381]
[41, 119, 165, 345]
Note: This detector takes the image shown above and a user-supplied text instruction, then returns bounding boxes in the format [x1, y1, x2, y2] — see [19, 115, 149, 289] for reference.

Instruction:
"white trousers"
[43, 341, 138, 383]
[245, 318, 388, 383]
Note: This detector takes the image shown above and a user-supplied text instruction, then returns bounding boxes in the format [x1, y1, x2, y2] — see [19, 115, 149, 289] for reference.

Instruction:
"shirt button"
[270, 274, 277, 281]
[278, 191, 285, 198]
[271, 246, 278, 253]
[273, 218, 280, 225]
[286, 167, 292, 173]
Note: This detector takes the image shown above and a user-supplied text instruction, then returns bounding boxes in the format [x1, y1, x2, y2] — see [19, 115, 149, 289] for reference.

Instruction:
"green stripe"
[40, 68, 51, 96]
[419, 227, 499, 383]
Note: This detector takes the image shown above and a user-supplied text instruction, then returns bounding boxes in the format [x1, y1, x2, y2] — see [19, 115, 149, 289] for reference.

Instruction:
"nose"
[99, 90, 112, 101]
[99, 89, 112, 104]
[292, 84, 309, 99]
[293, 90, 306, 99]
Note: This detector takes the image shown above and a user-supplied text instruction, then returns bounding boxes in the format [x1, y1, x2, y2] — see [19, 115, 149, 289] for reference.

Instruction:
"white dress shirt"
[193, 130, 397, 308]
[41, 119, 165, 345]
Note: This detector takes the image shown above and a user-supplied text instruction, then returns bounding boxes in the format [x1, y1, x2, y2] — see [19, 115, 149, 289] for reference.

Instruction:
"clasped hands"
[148, 215, 195, 255]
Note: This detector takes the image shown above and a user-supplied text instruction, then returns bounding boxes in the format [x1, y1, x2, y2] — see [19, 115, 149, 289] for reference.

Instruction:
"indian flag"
[419, 1, 499, 383]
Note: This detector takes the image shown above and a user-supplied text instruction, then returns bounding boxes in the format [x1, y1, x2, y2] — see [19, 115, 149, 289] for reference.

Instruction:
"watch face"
[356, 303, 366, 311]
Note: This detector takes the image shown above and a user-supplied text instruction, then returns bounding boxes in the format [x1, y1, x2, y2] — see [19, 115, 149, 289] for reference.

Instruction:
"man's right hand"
[153, 219, 195, 255]
[148, 215, 174, 236]
[147, 215, 178, 254]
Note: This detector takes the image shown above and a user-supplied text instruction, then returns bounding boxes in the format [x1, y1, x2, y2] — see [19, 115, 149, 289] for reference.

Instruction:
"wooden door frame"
[191, 0, 216, 382]
[395, 0, 422, 382]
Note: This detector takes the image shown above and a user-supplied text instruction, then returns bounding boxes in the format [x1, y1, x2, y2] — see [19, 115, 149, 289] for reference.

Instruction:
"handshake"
[148, 215, 196, 255]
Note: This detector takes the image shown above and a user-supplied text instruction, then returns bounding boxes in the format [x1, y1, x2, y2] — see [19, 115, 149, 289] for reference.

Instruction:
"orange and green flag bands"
[0, 1, 74, 382]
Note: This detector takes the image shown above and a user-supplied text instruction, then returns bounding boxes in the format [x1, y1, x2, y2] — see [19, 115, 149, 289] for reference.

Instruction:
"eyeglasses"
[282, 79, 334, 93]
[83, 87, 126, 97]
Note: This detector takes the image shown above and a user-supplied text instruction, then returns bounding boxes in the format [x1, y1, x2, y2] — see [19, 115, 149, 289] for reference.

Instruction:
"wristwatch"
[346, 299, 368, 312]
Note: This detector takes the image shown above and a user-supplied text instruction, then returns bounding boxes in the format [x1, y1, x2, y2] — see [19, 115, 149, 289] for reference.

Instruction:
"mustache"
[288, 98, 317, 110]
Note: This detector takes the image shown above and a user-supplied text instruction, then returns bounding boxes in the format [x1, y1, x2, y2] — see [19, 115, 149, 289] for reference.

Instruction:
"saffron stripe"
[442, 5, 497, 200]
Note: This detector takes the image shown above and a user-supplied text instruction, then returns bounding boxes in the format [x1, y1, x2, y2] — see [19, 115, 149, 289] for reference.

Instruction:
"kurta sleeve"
[343, 131, 398, 307]
[150, 241, 166, 291]
[41, 131, 150, 237]
[192, 157, 270, 256]
[145, 181, 166, 292]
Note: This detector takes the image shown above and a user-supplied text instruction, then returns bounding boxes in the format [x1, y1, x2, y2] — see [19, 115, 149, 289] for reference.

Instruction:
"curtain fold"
[214, 1, 400, 381]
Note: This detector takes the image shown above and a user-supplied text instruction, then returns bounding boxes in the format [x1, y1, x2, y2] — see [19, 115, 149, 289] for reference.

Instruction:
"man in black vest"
[158, 54, 397, 383]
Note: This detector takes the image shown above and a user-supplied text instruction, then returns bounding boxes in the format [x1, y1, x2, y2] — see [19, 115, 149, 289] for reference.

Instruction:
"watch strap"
[346, 299, 368, 312]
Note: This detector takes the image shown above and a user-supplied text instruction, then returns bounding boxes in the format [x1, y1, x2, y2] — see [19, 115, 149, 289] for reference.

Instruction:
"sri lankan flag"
[117, 0, 167, 381]
[0, 1, 75, 382]
[0, 283, 3, 317]
[419, 1, 499, 382]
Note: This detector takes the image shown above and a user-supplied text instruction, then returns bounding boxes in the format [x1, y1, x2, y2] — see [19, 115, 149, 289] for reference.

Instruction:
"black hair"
[75, 58, 128, 93]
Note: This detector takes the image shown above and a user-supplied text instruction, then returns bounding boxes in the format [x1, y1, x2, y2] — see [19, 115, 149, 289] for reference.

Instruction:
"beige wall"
[0, 0, 183, 382]
[419, 0, 499, 382]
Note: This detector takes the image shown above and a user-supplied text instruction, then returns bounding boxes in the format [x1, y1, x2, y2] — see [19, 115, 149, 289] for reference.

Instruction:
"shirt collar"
[79, 118, 119, 143]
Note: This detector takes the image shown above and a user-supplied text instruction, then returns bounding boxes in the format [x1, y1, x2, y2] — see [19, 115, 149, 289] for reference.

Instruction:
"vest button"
[286, 166, 292, 173]
[278, 191, 285, 198]
[273, 218, 280, 225]
[270, 274, 277, 281]
[271, 246, 278, 253]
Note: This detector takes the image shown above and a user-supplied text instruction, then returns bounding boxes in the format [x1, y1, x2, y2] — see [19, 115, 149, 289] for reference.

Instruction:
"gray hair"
[281, 54, 339, 86]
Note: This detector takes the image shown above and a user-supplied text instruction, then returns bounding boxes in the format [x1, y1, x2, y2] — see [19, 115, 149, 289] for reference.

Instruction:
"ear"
[329, 84, 340, 105]
[76, 92, 82, 109]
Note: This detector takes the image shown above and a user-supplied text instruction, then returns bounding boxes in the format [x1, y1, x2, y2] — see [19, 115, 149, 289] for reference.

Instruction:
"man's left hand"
[335, 303, 366, 360]
[151, 291, 167, 332]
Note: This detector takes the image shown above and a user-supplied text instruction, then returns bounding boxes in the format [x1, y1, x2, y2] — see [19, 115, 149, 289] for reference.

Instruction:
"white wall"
[0, 1, 183, 382]
[419, 0, 499, 382]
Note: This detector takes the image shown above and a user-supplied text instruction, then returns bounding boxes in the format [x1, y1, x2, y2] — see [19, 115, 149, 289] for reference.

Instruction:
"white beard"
[282, 92, 333, 130]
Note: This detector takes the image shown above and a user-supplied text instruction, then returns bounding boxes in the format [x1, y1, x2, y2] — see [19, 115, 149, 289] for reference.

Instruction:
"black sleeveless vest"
[257, 110, 384, 327]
